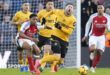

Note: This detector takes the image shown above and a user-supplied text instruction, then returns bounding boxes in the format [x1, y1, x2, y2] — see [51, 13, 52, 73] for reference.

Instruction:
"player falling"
[35, 3, 76, 73]
[82, 5, 110, 73]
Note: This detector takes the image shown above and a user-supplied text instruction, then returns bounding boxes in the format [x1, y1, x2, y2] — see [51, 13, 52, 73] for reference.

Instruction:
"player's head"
[64, 3, 74, 16]
[97, 5, 105, 15]
[30, 14, 37, 24]
[46, 0, 54, 11]
[22, 3, 30, 12]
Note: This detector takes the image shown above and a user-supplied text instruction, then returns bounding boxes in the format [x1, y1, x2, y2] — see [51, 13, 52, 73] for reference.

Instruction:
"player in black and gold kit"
[35, 3, 76, 72]
[37, 0, 57, 71]
[51, 3, 76, 72]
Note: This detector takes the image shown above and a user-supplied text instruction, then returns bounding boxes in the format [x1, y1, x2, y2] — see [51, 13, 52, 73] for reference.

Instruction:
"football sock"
[41, 53, 49, 68]
[92, 54, 101, 68]
[40, 55, 60, 64]
[27, 56, 35, 71]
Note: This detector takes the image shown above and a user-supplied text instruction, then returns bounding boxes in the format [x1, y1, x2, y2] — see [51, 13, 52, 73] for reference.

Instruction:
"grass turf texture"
[0, 68, 110, 75]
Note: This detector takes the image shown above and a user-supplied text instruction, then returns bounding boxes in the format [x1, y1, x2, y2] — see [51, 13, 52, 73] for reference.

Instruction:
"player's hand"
[32, 38, 39, 43]
[55, 22, 62, 29]
[41, 17, 46, 25]
[82, 36, 87, 42]
[44, 25, 53, 29]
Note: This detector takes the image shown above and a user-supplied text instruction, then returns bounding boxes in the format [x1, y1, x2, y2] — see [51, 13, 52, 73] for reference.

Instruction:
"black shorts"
[51, 35, 69, 58]
[37, 35, 51, 48]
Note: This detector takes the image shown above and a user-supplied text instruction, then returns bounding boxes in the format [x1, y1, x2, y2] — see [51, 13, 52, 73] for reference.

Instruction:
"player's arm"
[82, 15, 93, 41]
[11, 12, 23, 25]
[44, 9, 58, 17]
[84, 15, 93, 37]
[60, 22, 76, 35]
[106, 16, 110, 31]
[61, 23, 76, 35]
[60, 17, 76, 35]
[19, 23, 33, 41]
[38, 9, 58, 25]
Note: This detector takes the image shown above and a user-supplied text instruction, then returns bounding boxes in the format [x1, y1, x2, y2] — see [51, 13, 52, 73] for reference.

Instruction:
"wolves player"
[35, 3, 76, 72]
[15, 14, 40, 74]
[37, 0, 56, 70]
[82, 5, 110, 73]
[12, 2, 32, 64]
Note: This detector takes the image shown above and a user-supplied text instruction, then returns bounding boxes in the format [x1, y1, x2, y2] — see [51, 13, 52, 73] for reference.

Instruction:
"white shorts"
[89, 35, 105, 52]
[16, 38, 35, 48]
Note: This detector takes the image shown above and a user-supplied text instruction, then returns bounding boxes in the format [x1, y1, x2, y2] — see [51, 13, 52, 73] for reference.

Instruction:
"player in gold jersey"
[51, 3, 76, 72]
[37, 0, 57, 71]
[35, 3, 76, 72]
[12, 2, 32, 65]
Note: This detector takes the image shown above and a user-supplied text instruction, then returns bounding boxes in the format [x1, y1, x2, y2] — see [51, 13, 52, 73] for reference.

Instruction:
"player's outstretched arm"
[19, 31, 33, 41]
[82, 15, 93, 42]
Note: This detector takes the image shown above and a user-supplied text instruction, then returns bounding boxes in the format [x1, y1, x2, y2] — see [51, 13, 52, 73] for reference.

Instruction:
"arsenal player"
[15, 14, 40, 74]
[82, 5, 110, 73]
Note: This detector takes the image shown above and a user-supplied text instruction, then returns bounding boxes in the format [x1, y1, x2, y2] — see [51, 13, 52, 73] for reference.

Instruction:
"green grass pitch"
[0, 68, 110, 75]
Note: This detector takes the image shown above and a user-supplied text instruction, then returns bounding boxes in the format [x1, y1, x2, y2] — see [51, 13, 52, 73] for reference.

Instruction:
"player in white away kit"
[16, 14, 41, 75]
[82, 5, 110, 73]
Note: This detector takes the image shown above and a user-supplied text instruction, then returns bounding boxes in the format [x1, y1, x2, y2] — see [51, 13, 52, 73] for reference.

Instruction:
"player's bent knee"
[17, 46, 23, 51]
[51, 41, 61, 54]
[32, 44, 40, 54]
[43, 45, 51, 53]
[22, 42, 31, 50]
[61, 52, 67, 58]
[97, 49, 103, 55]
[89, 44, 96, 51]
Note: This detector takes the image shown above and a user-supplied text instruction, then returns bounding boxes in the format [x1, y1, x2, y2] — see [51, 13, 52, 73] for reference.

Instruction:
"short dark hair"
[29, 14, 37, 19]
[65, 3, 73, 7]
[97, 4, 104, 6]
[46, 0, 53, 4]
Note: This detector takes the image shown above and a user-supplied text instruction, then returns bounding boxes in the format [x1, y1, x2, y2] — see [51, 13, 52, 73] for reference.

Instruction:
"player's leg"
[92, 50, 103, 68]
[19, 39, 40, 74]
[92, 35, 105, 71]
[60, 41, 68, 64]
[17, 47, 23, 64]
[16, 38, 24, 65]
[35, 54, 61, 71]
[89, 36, 97, 66]
[35, 39, 61, 71]
[50, 36, 68, 72]
[32, 44, 40, 55]
[89, 36, 97, 73]
[40, 41, 51, 68]
[50, 39, 62, 72]
[38, 35, 51, 70]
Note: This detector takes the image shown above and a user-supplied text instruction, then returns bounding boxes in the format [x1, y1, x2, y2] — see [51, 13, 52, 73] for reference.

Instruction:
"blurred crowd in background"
[0, 0, 68, 46]
[81, 0, 110, 46]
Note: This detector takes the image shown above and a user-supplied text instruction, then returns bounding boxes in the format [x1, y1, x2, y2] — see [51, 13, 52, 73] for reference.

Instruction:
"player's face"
[65, 5, 73, 15]
[22, 3, 30, 11]
[30, 17, 37, 24]
[46, 2, 54, 11]
[97, 5, 104, 15]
